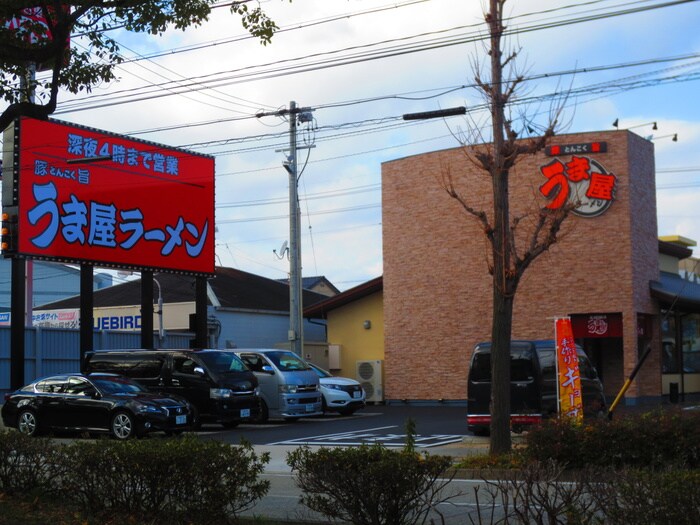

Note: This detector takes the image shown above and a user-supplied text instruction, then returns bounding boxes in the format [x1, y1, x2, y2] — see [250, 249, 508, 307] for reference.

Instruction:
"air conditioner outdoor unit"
[356, 360, 383, 403]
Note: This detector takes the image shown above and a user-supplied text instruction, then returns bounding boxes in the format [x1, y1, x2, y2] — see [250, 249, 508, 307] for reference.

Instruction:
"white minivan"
[236, 349, 322, 422]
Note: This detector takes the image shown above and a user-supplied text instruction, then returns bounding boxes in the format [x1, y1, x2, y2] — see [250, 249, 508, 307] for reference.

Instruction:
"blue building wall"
[0, 259, 112, 310]
[215, 309, 326, 349]
[0, 326, 191, 393]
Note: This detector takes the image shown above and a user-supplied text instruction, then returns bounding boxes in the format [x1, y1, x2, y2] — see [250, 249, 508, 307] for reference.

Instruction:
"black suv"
[84, 349, 260, 428]
[467, 340, 606, 435]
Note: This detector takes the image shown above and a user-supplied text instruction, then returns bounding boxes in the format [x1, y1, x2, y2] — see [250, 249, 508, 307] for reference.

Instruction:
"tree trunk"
[490, 279, 513, 454]
[488, 0, 514, 455]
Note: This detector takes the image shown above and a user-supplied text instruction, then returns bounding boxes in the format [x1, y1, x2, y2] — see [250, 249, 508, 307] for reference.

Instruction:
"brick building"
[382, 129, 698, 405]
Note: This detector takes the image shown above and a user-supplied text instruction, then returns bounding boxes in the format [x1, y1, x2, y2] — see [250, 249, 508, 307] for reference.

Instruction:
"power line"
[108, 52, 700, 146]
[54, 0, 697, 115]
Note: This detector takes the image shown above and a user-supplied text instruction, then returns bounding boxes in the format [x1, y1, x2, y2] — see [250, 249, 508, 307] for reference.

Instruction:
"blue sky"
[8, 0, 700, 290]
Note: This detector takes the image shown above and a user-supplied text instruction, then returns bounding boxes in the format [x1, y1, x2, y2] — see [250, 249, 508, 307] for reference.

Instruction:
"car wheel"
[17, 409, 39, 437]
[111, 411, 135, 440]
[254, 399, 269, 424]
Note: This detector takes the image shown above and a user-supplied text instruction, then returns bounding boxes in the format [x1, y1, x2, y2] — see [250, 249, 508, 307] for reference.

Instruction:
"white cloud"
[7, 0, 700, 288]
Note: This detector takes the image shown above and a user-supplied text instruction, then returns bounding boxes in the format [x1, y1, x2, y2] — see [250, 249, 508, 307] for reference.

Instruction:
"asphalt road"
[195, 403, 470, 447]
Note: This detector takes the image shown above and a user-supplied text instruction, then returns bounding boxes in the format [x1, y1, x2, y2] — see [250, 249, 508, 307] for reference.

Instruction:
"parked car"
[235, 349, 322, 423]
[467, 340, 606, 435]
[307, 362, 366, 416]
[83, 349, 260, 428]
[1, 373, 193, 439]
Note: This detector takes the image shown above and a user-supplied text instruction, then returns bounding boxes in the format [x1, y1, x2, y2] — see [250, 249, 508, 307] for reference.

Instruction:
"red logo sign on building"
[539, 155, 617, 218]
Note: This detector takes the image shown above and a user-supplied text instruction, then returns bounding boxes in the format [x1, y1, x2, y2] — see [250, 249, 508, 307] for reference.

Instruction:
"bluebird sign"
[2, 117, 215, 275]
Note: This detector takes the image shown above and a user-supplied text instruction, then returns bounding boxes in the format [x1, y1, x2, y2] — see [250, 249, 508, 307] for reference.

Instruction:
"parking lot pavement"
[254, 435, 493, 473]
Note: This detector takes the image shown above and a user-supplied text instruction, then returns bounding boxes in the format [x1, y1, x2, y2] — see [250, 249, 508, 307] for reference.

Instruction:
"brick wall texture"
[381, 130, 661, 401]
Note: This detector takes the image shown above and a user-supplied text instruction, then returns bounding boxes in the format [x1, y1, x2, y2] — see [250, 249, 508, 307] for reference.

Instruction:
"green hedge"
[524, 409, 700, 469]
[0, 431, 63, 496]
[287, 444, 454, 525]
[0, 431, 269, 524]
[598, 468, 700, 525]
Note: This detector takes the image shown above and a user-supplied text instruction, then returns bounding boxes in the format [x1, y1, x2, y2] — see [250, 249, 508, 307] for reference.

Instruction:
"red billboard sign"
[6, 117, 215, 275]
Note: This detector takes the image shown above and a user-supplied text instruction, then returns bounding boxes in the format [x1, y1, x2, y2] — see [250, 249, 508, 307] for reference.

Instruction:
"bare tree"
[443, 0, 573, 455]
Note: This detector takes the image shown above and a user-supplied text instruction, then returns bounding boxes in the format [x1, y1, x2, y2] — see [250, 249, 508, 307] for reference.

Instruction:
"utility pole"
[286, 101, 303, 357]
[257, 101, 314, 357]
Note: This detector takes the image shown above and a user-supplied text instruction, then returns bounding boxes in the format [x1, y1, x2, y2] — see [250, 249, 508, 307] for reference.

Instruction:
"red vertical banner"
[555, 317, 584, 422]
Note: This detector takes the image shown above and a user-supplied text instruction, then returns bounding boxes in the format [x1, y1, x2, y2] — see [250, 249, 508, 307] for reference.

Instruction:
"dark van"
[84, 349, 260, 428]
[467, 340, 606, 435]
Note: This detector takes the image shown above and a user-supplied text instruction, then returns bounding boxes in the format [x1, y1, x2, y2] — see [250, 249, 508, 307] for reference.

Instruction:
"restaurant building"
[382, 130, 700, 406]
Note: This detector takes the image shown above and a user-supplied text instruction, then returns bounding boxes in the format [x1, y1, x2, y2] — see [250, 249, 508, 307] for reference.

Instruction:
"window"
[35, 377, 66, 393]
[63, 377, 96, 396]
[469, 353, 491, 382]
[661, 314, 678, 373]
[239, 354, 265, 372]
[682, 314, 700, 373]
[537, 349, 556, 380]
[173, 356, 196, 374]
[265, 351, 309, 371]
[91, 354, 165, 378]
[93, 377, 146, 394]
[511, 356, 534, 382]
[197, 351, 247, 373]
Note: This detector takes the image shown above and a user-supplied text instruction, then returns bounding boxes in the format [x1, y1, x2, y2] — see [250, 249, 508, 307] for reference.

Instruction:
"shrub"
[470, 460, 605, 525]
[592, 468, 700, 525]
[57, 435, 270, 524]
[524, 409, 700, 469]
[0, 430, 63, 495]
[287, 443, 454, 525]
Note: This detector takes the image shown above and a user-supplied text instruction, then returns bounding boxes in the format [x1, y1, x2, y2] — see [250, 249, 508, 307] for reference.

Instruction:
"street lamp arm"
[402, 107, 466, 120]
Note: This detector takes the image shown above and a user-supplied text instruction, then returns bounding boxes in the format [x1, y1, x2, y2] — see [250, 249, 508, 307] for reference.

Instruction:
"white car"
[308, 363, 366, 416]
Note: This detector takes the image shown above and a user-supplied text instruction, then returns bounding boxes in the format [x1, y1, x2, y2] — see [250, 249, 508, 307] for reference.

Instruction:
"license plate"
[176, 415, 187, 425]
[306, 404, 315, 412]
[353, 391, 361, 399]
[241, 408, 250, 418]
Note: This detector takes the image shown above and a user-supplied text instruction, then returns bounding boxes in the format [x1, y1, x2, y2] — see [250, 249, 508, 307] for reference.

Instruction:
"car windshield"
[265, 351, 310, 371]
[309, 364, 332, 378]
[92, 376, 148, 395]
[197, 351, 247, 373]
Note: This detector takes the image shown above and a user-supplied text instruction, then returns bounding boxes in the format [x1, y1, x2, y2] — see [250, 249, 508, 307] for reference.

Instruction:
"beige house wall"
[325, 292, 384, 381]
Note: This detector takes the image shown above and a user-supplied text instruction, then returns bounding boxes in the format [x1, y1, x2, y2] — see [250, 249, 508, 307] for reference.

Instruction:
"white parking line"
[269, 426, 464, 448]
[268, 425, 398, 445]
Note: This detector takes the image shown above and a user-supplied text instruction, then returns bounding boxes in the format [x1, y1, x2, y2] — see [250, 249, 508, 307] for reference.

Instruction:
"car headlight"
[326, 384, 343, 390]
[210, 388, 234, 399]
[254, 386, 261, 396]
[278, 384, 298, 394]
[137, 405, 165, 414]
